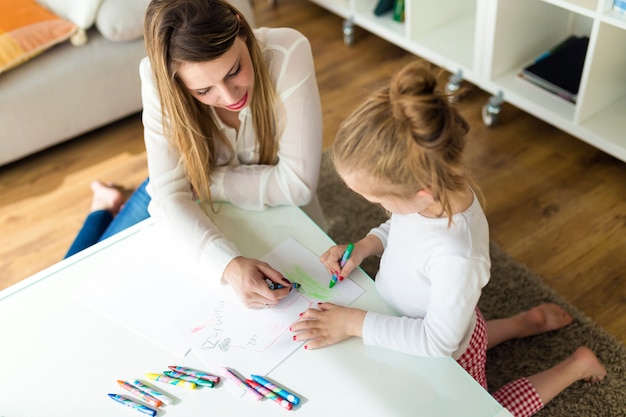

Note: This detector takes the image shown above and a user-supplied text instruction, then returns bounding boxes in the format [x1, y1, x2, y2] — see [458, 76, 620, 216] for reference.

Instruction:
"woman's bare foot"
[89, 180, 131, 215]
[518, 303, 573, 338]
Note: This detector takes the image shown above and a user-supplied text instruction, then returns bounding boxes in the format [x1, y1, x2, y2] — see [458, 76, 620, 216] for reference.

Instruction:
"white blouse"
[140, 27, 322, 284]
[362, 196, 491, 359]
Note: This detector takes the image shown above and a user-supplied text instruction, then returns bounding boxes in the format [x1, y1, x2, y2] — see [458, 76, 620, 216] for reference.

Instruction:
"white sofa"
[0, 0, 254, 167]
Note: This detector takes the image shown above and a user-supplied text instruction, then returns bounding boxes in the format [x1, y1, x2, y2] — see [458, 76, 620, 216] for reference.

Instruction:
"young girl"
[66, 0, 325, 309]
[290, 61, 606, 417]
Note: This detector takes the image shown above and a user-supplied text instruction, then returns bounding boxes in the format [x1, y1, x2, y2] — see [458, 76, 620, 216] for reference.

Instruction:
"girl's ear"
[416, 188, 435, 205]
[417, 188, 433, 198]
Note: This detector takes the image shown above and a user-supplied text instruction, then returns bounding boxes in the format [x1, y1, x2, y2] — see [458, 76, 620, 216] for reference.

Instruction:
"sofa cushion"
[96, 0, 150, 42]
[36, 0, 103, 45]
[0, 0, 77, 74]
[36, 0, 103, 30]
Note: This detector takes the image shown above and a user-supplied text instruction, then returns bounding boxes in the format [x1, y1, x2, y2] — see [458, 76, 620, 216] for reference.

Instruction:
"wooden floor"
[1, 0, 624, 346]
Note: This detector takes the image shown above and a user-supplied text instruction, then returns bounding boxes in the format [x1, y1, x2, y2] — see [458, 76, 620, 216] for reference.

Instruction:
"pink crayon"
[247, 379, 293, 410]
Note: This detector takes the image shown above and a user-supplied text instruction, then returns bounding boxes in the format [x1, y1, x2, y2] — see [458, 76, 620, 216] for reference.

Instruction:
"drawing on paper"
[180, 237, 365, 375]
[281, 263, 334, 301]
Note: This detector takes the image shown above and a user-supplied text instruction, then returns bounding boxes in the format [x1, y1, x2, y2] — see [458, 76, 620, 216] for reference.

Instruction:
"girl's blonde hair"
[332, 61, 482, 223]
[144, 0, 279, 206]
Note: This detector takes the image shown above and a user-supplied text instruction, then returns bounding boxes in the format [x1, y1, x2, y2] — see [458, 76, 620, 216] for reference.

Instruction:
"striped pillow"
[0, 0, 77, 74]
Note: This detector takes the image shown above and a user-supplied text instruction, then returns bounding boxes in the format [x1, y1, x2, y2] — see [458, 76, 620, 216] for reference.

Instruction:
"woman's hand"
[290, 303, 366, 349]
[221, 256, 293, 308]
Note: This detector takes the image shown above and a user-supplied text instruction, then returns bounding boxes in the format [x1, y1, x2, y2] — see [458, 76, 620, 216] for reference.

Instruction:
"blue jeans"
[64, 178, 151, 258]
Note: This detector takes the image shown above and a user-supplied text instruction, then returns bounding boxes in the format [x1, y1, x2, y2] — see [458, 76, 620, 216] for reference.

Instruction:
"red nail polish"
[289, 326, 292, 331]
[339, 276, 344, 281]
[299, 312, 303, 317]
[304, 345, 308, 350]
[292, 335, 296, 340]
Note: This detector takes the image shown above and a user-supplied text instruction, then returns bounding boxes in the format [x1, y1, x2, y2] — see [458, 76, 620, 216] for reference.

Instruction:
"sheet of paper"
[76, 230, 364, 375]
[182, 237, 365, 375]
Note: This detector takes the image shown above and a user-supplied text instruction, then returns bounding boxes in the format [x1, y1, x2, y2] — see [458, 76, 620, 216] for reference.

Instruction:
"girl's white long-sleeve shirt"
[139, 27, 322, 284]
[362, 196, 491, 359]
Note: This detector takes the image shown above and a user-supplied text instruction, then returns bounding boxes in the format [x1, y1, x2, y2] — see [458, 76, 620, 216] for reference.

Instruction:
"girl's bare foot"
[526, 346, 606, 405]
[89, 181, 131, 215]
[486, 303, 574, 349]
[519, 303, 573, 338]
[571, 346, 607, 383]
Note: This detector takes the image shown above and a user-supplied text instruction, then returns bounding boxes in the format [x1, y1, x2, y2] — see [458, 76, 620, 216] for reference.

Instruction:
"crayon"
[329, 243, 354, 288]
[130, 380, 173, 405]
[221, 367, 263, 400]
[246, 379, 293, 410]
[168, 365, 220, 383]
[145, 373, 197, 390]
[250, 374, 300, 405]
[108, 393, 157, 417]
[265, 279, 301, 291]
[117, 380, 163, 407]
[164, 370, 215, 387]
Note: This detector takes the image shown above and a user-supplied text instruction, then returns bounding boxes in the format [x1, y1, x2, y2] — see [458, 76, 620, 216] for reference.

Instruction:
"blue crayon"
[250, 374, 300, 405]
[265, 278, 301, 291]
[108, 393, 157, 416]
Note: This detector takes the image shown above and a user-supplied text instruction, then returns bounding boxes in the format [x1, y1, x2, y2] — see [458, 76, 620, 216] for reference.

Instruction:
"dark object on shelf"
[520, 35, 589, 103]
[393, 0, 405, 22]
[373, 0, 394, 16]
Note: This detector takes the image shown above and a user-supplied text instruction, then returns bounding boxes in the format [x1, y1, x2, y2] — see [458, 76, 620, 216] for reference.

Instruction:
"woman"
[66, 0, 323, 308]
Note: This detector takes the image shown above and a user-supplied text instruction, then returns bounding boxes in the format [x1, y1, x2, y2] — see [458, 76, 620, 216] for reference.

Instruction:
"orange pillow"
[0, 0, 77, 74]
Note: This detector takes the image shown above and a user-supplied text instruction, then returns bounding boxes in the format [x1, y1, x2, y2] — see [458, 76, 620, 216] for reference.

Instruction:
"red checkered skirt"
[456, 308, 543, 417]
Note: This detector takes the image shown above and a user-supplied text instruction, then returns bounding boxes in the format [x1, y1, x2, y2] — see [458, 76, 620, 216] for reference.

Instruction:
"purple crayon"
[108, 393, 157, 416]
[250, 375, 300, 405]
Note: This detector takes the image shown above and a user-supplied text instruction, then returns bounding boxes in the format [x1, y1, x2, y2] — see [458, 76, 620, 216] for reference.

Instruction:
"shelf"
[494, 69, 577, 123]
[352, 0, 405, 40]
[410, 13, 476, 72]
[601, 8, 626, 29]
[306, 0, 626, 162]
[541, 0, 598, 15]
[579, 96, 626, 160]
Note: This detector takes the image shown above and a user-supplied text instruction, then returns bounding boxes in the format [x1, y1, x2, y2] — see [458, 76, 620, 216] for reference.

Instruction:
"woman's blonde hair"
[144, 0, 279, 206]
[332, 61, 482, 223]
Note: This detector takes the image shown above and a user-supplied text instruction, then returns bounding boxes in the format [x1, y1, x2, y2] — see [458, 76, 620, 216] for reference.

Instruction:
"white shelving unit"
[307, 0, 626, 162]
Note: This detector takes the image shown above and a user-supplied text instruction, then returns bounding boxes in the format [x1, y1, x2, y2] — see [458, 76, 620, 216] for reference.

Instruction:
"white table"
[0, 205, 511, 416]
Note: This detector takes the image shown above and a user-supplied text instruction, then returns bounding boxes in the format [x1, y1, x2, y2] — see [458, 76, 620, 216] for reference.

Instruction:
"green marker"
[329, 243, 354, 288]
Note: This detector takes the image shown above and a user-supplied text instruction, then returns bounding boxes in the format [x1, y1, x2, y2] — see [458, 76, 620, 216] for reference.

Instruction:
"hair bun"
[390, 63, 437, 98]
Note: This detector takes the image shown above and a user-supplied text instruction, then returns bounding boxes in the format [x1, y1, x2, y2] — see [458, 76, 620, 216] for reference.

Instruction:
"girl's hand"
[320, 244, 362, 282]
[290, 303, 366, 349]
[222, 256, 292, 309]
